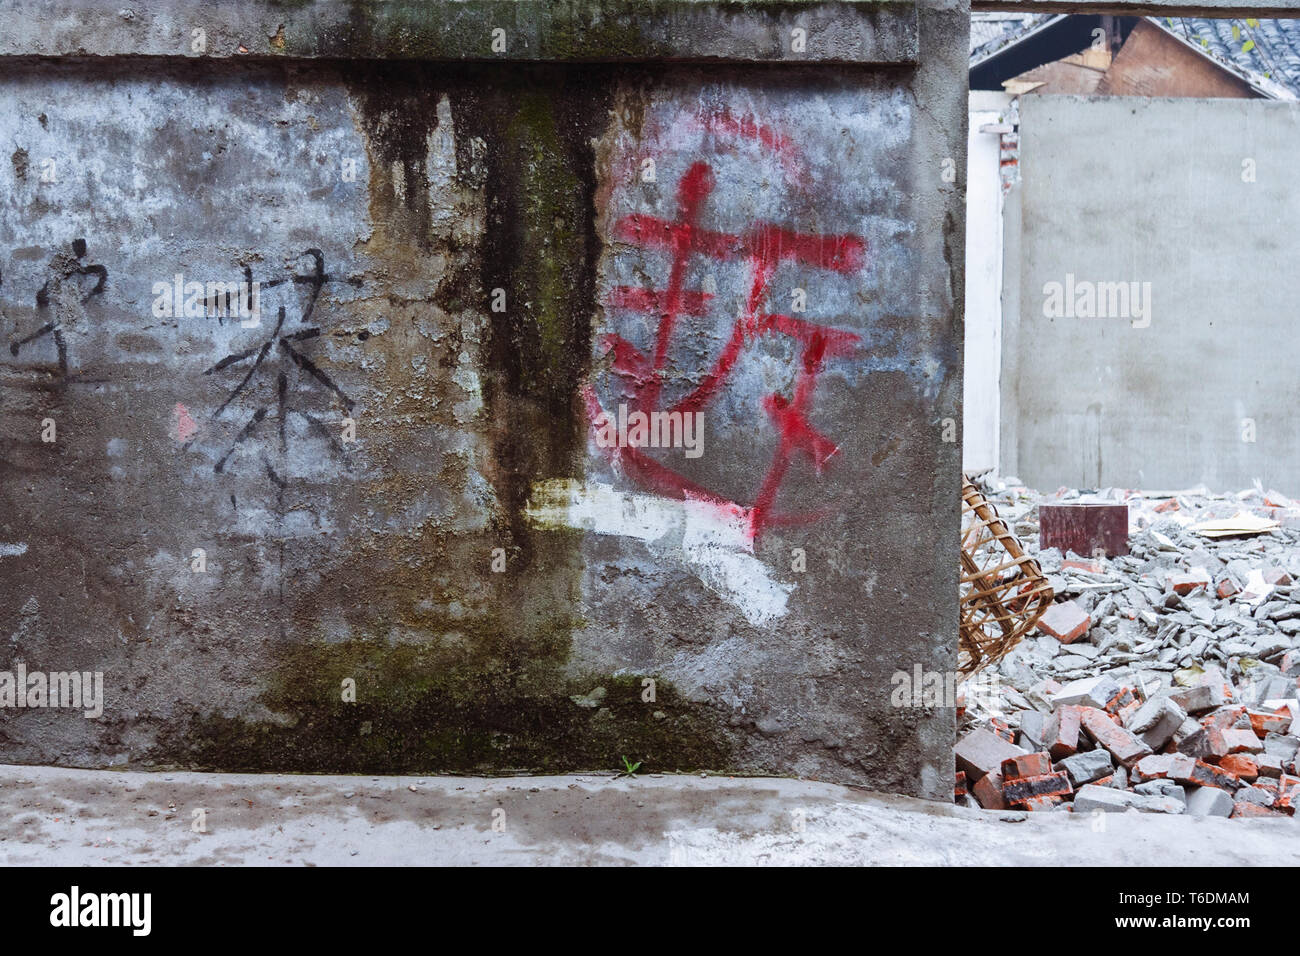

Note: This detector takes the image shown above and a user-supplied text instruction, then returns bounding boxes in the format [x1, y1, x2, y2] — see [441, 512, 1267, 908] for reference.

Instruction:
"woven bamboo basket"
[959, 476, 1054, 676]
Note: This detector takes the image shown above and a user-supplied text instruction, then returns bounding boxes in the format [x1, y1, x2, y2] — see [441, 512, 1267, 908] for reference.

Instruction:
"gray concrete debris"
[959, 479, 1300, 822]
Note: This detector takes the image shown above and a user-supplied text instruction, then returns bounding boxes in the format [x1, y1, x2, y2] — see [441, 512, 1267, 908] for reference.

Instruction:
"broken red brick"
[990, 717, 1015, 744]
[1188, 760, 1241, 791]
[1103, 686, 1137, 717]
[1080, 706, 1153, 767]
[1263, 567, 1292, 587]
[1222, 728, 1265, 754]
[1202, 705, 1248, 731]
[1001, 752, 1053, 780]
[1217, 576, 1240, 599]
[1168, 569, 1211, 595]
[1248, 710, 1293, 737]
[955, 770, 968, 800]
[1231, 802, 1281, 818]
[1134, 753, 1239, 790]
[1045, 706, 1083, 761]
[1257, 753, 1286, 778]
[1062, 558, 1106, 574]
[1219, 754, 1259, 781]
[1037, 600, 1091, 644]
[956, 728, 1026, 782]
[1133, 753, 1196, 782]
[1003, 770, 1073, 805]
[1018, 795, 1065, 811]
[1275, 778, 1300, 814]
[972, 771, 1007, 810]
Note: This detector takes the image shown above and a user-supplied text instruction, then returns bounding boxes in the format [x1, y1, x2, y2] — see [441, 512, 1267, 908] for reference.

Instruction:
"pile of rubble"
[955, 479, 1300, 819]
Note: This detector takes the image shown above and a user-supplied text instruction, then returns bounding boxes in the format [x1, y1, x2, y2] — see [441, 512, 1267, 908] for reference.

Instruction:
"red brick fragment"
[1222, 728, 1264, 754]
[1045, 706, 1083, 761]
[1062, 558, 1106, 574]
[956, 728, 1026, 782]
[1168, 569, 1211, 595]
[1103, 687, 1137, 717]
[1001, 752, 1053, 780]
[1133, 754, 1240, 790]
[972, 772, 1007, 810]
[1080, 706, 1153, 767]
[1219, 754, 1259, 781]
[1263, 567, 1292, 587]
[1217, 577, 1240, 599]
[1037, 600, 1091, 644]
[1003, 771, 1073, 806]
[1188, 760, 1240, 791]
[1248, 710, 1292, 737]
[955, 770, 968, 800]
[1257, 753, 1285, 778]
[1275, 778, 1300, 814]
[1019, 795, 1064, 811]
[1202, 705, 1247, 731]
[990, 717, 1015, 744]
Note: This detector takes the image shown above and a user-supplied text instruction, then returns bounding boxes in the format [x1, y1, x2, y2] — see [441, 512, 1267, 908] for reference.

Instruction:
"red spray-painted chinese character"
[588, 150, 867, 541]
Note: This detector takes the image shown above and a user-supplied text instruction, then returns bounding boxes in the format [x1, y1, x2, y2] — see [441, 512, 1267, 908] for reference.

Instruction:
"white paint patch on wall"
[525, 480, 793, 626]
[964, 92, 1012, 476]
[0, 543, 29, 557]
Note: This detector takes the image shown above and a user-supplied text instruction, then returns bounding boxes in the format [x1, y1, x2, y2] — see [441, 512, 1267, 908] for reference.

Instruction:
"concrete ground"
[0, 765, 1292, 866]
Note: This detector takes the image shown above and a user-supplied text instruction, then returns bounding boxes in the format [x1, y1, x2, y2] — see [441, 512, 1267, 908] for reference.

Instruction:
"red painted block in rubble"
[955, 770, 968, 800]
[1039, 502, 1129, 557]
[1231, 802, 1280, 818]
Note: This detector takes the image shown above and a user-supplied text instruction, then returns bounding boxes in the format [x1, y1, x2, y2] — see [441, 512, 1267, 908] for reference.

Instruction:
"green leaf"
[1232, 25, 1240, 41]
[1242, 39, 1256, 53]
[1246, 18, 1260, 28]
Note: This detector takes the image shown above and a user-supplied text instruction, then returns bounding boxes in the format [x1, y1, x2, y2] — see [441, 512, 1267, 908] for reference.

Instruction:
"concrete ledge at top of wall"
[0, 0, 927, 64]
[973, 0, 1300, 15]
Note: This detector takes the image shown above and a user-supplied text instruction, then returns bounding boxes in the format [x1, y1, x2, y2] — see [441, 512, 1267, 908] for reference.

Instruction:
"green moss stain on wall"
[148, 66, 736, 774]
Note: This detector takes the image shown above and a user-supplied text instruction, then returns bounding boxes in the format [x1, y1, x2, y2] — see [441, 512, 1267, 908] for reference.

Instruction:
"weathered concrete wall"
[0, 0, 966, 797]
[1004, 95, 1300, 492]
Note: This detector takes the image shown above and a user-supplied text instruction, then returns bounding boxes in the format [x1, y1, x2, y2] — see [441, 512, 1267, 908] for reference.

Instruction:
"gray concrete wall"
[1004, 94, 1300, 492]
[0, 0, 966, 798]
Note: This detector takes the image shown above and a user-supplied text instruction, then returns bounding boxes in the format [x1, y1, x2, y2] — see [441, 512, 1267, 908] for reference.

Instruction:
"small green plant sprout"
[617, 756, 642, 778]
